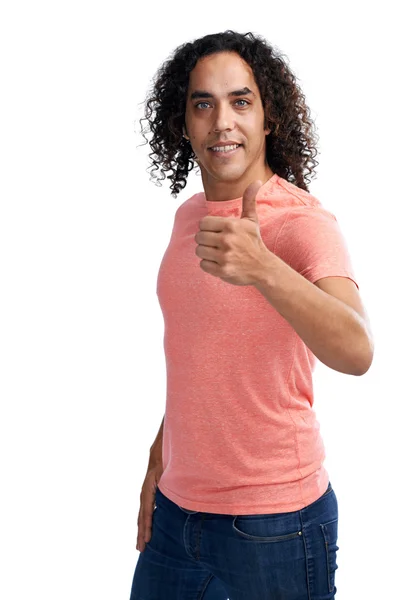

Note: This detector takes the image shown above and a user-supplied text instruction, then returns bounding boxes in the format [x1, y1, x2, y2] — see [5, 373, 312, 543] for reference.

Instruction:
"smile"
[208, 144, 242, 157]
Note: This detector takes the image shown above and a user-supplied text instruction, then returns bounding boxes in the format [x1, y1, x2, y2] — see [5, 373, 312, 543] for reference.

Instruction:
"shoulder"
[273, 175, 323, 210]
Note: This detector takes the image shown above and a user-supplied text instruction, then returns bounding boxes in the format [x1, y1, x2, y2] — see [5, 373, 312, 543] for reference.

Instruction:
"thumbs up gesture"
[195, 180, 272, 286]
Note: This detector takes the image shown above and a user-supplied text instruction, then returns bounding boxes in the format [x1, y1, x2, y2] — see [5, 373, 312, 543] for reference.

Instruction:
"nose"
[212, 102, 235, 133]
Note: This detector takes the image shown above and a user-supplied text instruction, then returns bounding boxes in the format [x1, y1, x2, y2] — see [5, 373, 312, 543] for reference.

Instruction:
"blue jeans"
[129, 481, 339, 599]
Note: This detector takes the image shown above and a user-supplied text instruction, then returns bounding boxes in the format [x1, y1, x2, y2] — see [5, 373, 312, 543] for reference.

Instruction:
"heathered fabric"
[156, 173, 358, 514]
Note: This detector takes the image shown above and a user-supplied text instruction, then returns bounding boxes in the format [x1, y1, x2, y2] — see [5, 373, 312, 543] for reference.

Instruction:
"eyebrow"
[190, 86, 255, 100]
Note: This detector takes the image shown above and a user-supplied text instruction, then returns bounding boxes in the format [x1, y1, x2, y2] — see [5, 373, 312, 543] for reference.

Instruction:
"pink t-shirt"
[156, 173, 358, 514]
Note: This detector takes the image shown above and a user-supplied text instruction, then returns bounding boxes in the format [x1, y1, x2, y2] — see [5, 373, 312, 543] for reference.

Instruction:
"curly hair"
[138, 30, 319, 197]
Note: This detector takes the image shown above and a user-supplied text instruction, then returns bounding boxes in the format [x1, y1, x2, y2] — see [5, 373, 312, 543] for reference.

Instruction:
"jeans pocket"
[232, 515, 303, 542]
[320, 518, 339, 593]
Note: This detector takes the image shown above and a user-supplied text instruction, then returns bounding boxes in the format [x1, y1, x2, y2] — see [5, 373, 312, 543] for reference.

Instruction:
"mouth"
[208, 144, 243, 158]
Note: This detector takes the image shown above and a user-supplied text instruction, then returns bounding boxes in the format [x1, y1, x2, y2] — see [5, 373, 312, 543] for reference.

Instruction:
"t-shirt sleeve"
[275, 207, 359, 290]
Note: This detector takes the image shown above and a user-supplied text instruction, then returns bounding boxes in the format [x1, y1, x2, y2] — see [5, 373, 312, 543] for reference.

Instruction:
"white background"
[0, 1, 398, 598]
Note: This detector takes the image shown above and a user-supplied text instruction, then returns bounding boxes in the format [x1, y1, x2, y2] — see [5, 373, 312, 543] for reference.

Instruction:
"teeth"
[211, 144, 240, 152]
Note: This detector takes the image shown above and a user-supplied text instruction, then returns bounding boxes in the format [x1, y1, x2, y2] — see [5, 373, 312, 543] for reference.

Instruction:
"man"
[131, 30, 373, 600]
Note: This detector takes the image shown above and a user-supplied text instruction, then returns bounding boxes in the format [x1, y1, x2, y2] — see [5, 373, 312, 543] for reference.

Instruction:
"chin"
[202, 164, 246, 180]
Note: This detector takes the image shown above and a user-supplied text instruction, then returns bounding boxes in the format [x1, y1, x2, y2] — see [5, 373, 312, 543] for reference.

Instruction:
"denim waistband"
[178, 481, 332, 515]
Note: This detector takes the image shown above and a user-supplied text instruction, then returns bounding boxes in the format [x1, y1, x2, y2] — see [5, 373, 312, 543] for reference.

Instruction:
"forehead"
[188, 51, 255, 92]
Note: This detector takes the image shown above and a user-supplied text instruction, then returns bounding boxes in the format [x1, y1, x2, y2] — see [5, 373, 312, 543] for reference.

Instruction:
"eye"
[194, 99, 250, 109]
[195, 102, 210, 109]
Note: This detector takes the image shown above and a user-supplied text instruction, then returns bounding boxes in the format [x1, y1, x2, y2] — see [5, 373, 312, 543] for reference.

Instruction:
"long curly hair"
[138, 30, 319, 197]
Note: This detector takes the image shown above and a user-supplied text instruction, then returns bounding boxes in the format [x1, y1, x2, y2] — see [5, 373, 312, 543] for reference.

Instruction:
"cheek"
[247, 127, 266, 151]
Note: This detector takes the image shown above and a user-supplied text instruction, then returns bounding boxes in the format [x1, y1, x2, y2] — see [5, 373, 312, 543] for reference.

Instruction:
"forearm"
[148, 415, 164, 468]
[253, 252, 371, 376]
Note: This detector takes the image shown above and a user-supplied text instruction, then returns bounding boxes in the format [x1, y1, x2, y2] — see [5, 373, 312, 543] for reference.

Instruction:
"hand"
[136, 463, 163, 553]
[195, 180, 271, 286]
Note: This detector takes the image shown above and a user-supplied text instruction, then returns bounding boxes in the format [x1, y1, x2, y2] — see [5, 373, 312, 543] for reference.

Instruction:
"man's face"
[184, 51, 270, 187]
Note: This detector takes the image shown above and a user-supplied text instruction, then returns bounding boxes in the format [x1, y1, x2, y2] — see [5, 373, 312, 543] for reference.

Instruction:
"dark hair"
[138, 30, 319, 197]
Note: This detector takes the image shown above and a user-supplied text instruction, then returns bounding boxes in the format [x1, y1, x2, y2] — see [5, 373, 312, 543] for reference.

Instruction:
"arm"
[148, 415, 164, 469]
[253, 252, 374, 376]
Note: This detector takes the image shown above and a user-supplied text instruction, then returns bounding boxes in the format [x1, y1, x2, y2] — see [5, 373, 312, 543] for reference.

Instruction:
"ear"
[263, 114, 272, 136]
[183, 124, 190, 140]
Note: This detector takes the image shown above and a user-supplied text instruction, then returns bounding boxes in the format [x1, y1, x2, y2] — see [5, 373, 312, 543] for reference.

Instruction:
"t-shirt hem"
[310, 268, 359, 290]
[157, 475, 330, 515]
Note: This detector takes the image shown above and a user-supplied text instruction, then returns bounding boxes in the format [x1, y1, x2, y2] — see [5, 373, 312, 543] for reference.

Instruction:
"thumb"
[240, 179, 263, 222]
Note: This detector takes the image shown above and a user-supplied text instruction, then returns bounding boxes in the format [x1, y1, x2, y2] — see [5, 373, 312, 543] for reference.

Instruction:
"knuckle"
[222, 234, 232, 250]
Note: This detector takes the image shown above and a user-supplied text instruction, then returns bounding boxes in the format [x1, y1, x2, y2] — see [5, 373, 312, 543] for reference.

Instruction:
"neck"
[202, 166, 275, 202]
